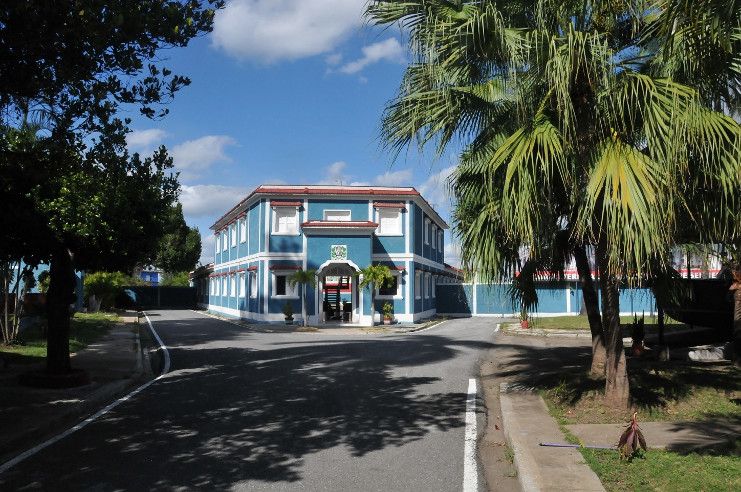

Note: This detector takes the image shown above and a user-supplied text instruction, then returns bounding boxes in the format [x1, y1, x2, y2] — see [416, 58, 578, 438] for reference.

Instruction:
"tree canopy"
[0, 0, 222, 375]
[366, 0, 741, 409]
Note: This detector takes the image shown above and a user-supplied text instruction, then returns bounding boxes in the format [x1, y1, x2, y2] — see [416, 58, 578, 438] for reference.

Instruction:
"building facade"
[193, 185, 456, 325]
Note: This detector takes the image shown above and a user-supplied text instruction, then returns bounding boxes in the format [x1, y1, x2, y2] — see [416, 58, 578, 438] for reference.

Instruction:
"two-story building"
[193, 185, 455, 325]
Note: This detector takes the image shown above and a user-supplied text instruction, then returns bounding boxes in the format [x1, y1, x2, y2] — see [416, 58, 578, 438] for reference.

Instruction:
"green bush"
[84, 271, 139, 310]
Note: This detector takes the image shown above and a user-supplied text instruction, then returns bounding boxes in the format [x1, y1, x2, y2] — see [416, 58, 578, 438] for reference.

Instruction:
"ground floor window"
[273, 272, 298, 297]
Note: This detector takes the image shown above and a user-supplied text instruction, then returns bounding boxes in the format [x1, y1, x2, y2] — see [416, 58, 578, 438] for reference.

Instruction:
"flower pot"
[285, 318, 293, 325]
[632, 341, 644, 356]
[383, 317, 391, 325]
[520, 319, 529, 330]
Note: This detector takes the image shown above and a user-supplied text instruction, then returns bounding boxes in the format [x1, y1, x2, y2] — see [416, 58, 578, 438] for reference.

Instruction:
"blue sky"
[125, 0, 460, 267]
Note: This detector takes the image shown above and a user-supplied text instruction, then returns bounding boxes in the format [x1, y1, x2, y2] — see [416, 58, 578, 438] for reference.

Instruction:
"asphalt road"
[0, 310, 499, 491]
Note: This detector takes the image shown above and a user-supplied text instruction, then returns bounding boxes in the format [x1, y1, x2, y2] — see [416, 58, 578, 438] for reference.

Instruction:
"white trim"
[315, 258, 362, 275]
[272, 206, 300, 235]
[271, 270, 299, 298]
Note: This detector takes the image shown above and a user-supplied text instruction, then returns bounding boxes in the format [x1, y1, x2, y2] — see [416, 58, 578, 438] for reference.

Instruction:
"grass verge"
[0, 311, 120, 365]
[539, 355, 740, 491]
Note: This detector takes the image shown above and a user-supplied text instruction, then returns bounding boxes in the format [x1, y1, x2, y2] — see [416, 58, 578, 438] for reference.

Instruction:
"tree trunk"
[732, 284, 741, 368]
[45, 247, 76, 374]
[596, 241, 631, 410]
[573, 245, 606, 375]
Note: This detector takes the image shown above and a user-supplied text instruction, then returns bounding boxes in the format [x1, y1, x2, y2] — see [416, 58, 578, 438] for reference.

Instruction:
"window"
[378, 273, 400, 298]
[250, 272, 257, 298]
[231, 225, 236, 247]
[240, 217, 247, 243]
[230, 274, 236, 297]
[273, 272, 298, 297]
[424, 218, 430, 244]
[215, 277, 220, 296]
[210, 278, 215, 295]
[424, 273, 429, 298]
[221, 276, 226, 296]
[377, 209, 402, 236]
[239, 274, 246, 298]
[222, 231, 227, 251]
[438, 230, 443, 251]
[215, 235, 219, 255]
[415, 272, 421, 299]
[273, 207, 299, 235]
[324, 209, 351, 221]
[431, 225, 437, 249]
[432, 276, 437, 298]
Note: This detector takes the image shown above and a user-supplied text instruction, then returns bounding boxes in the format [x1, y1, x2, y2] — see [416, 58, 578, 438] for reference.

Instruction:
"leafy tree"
[288, 269, 317, 327]
[366, 0, 741, 409]
[0, 261, 35, 344]
[0, 1, 222, 376]
[357, 264, 393, 326]
[160, 271, 191, 287]
[155, 204, 202, 273]
[37, 270, 50, 294]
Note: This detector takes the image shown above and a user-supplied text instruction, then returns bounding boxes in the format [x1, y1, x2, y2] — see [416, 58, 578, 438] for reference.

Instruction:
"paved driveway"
[1, 311, 499, 491]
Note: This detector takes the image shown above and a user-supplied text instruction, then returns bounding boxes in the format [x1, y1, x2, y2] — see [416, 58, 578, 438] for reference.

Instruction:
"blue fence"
[437, 281, 656, 317]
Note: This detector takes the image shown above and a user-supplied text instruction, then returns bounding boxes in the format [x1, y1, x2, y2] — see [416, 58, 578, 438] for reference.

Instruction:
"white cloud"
[317, 161, 352, 185]
[179, 184, 251, 219]
[170, 135, 238, 180]
[325, 53, 343, 66]
[418, 165, 457, 210]
[200, 234, 216, 265]
[373, 168, 413, 186]
[339, 38, 405, 74]
[126, 129, 170, 152]
[212, 0, 365, 62]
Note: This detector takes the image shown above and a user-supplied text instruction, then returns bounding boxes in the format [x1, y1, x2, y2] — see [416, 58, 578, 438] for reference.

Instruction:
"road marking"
[0, 313, 170, 475]
[463, 378, 478, 491]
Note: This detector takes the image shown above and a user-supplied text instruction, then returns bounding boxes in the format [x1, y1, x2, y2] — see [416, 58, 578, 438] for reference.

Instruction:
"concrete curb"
[500, 383, 605, 492]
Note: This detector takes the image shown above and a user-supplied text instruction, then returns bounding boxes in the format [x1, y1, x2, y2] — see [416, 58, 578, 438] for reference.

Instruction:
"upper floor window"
[273, 207, 299, 235]
[222, 231, 227, 251]
[324, 209, 351, 221]
[431, 225, 437, 249]
[215, 235, 219, 255]
[377, 209, 402, 236]
[230, 224, 237, 247]
[240, 217, 247, 243]
[438, 230, 443, 251]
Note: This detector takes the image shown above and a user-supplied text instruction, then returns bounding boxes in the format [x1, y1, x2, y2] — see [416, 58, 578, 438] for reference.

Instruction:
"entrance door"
[319, 263, 356, 323]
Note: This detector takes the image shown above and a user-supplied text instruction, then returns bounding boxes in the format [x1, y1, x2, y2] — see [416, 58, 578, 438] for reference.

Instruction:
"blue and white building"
[193, 185, 459, 325]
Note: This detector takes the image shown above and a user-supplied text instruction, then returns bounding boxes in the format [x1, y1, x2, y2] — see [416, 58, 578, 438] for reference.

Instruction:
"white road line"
[463, 378, 478, 492]
[0, 313, 169, 475]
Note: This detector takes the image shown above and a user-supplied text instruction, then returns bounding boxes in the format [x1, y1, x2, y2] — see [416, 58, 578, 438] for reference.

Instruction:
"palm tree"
[288, 269, 316, 327]
[366, 0, 741, 409]
[357, 264, 393, 326]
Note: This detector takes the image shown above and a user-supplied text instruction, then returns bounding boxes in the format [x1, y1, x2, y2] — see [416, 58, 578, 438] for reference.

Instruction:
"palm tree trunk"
[573, 245, 606, 375]
[302, 282, 308, 327]
[45, 247, 75, 374]
[732, 281, 741, 367]
[596, 241, 630, 410]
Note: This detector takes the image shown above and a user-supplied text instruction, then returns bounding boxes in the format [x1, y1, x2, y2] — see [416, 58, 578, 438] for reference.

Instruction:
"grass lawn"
[0, 311, 120, 365]
[529, 314, 687, 332]
[536, 330, 740, 491]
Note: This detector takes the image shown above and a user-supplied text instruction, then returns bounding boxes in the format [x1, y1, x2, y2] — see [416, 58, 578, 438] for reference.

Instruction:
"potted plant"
[382, 302, 394, 325]
[631, 313, 645, 356]
[282, 301, 294, 325]
[520, 305, 529, 330]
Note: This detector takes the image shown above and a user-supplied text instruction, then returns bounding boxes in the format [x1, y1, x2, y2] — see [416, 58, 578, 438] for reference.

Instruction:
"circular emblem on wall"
[331, 245, 347, 260]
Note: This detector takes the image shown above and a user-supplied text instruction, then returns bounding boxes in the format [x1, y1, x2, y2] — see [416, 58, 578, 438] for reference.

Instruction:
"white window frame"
[210, 278, 215, 295]
[215, 235, 219, 255]
[432, 276, 437, 298]
[249, 272, 257, 298]
[230, 274, 236, 297]
[424, 218, 430, 245]
[415, 272, 421, 299]
[239, 273, 246, 298]
[221, 276, 226, 296]
[215, 277, 220, 296]
[376, 271, 402, 299]
[230, 224, 236, 247]
[431, 225, 437, 249]
[272, 207, 300, 235]
[271, 271, 299, 298]
[438, 230, 443, 252]
[222, 231, 227, 251]
[376, 208, 402, 236]
[323, 209, 351, 221]
[240, 217, 247, 243]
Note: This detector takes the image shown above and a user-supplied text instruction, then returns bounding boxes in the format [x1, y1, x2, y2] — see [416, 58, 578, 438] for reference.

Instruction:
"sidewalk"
[0, 313, 147, 466]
